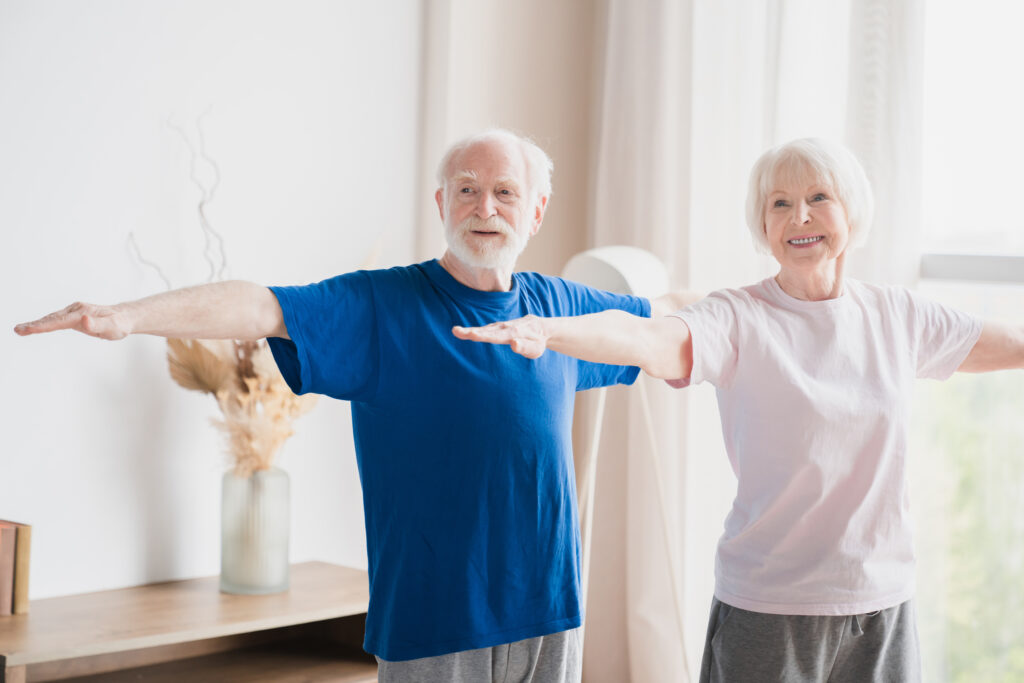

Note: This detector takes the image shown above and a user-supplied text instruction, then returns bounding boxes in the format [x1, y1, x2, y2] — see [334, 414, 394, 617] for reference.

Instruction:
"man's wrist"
[112, 302, 138, 336]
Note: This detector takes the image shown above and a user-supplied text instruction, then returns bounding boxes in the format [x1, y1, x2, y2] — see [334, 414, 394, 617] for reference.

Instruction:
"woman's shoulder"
[845, 278, 915, 306]
[708, 278, 774, 302]
[679, 280, 775, 320]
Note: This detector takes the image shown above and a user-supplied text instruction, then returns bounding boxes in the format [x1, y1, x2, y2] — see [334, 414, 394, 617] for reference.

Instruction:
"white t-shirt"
[670, 277, 982, 615]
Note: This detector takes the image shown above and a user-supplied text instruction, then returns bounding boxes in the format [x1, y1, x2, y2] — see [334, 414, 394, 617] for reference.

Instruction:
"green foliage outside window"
[912, 368, 1024, 683]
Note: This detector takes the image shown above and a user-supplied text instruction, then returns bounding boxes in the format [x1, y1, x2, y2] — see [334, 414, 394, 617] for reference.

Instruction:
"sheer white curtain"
[582, 1, 925, 681]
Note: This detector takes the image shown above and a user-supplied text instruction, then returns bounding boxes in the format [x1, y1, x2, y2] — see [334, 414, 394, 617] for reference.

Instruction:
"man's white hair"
[436, 129, 553, 203]
[745, 138, 875, 254]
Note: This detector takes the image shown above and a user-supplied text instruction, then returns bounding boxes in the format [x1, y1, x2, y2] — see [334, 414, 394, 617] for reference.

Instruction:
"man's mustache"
[459, 215, 514, 235]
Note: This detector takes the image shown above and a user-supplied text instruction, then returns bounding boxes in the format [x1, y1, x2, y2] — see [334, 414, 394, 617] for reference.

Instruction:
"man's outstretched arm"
[14, 281, 288, 341]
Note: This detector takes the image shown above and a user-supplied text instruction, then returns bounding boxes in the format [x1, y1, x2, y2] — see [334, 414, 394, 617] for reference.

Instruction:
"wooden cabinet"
[0, 562, 376, 682]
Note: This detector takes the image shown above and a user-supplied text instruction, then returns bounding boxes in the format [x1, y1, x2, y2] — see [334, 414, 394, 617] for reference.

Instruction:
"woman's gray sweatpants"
[700, 598, 921, 682]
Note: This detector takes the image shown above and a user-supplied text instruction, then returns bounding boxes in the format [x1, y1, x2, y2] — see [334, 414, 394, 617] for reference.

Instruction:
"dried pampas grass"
[167, 339, 316, 477]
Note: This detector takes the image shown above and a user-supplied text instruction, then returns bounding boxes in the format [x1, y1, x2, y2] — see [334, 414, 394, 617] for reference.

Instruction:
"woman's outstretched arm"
[958, 321, 1024, 372]
[453, 310, 693, 380]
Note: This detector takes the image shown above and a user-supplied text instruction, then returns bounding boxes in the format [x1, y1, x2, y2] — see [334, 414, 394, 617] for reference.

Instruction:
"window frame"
[919, 254, 1024, 285]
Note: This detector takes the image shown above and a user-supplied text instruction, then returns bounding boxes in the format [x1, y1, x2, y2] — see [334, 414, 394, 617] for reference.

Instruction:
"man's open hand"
[452, 315, 549, 359]
[14, 302, 131, 340]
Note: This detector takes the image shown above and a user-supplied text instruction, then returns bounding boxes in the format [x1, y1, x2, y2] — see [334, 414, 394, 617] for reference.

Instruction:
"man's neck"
[439, 251, 514, 292]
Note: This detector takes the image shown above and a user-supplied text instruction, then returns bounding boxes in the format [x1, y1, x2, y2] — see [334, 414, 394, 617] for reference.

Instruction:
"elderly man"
[16, 129, 687, 682]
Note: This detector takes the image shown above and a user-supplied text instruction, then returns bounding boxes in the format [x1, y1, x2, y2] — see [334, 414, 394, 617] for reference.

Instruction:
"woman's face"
[763, 163, 851, 273]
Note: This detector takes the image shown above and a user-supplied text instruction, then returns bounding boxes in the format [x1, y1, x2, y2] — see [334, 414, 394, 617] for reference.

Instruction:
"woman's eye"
[460, 187, 473, 194]
[773, 199, 788, 208]
[811, 193, 827, 202]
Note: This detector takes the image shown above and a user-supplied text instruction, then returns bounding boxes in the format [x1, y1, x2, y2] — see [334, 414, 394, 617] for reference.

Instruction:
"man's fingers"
[14, 311, 78, 335]
[14, 303, 118, 338]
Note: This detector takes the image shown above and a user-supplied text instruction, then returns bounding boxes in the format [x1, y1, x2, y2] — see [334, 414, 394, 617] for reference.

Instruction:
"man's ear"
[530, 195, 549, 236]
[435, 188, 446, 222]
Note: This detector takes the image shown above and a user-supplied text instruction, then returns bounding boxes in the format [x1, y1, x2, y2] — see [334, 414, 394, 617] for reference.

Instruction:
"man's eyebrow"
[495, 176, 523, 189]
[451, 171, 477, 184]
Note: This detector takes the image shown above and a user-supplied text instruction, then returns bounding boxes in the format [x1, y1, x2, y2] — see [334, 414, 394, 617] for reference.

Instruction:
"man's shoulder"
[273, 263, 433, 310]
[514, 270, 596, 303]
[514, 270, 650, 317]
[328, 261, 434, 289]
[513, 269, 565, 290]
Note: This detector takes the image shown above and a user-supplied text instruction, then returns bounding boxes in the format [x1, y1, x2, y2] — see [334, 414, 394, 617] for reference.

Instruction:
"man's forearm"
[15, 280, 287, 341]
[121, 281, 286, 340]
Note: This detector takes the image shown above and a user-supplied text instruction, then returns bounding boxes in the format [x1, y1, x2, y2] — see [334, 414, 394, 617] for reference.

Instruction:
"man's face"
[436, 140, 544, 270]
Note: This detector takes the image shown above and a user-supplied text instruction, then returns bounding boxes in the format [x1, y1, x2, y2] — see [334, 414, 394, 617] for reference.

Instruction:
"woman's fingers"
[510, 337, 545, 359]
[453, 322, 518, 345]
[452, 317, 548, 358]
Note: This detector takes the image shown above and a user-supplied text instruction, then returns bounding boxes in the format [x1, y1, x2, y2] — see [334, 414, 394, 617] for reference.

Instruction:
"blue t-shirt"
[267, 259, 650, 661]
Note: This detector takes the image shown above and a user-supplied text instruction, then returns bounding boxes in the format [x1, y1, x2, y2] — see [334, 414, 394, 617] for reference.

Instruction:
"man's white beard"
[444, 214, 528, 270]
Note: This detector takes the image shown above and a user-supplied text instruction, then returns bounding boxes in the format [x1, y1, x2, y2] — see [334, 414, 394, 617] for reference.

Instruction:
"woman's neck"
[775, 256, 846, 301]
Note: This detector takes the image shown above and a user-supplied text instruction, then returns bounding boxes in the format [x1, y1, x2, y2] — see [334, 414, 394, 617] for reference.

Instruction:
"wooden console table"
[0, 561, 376, 682]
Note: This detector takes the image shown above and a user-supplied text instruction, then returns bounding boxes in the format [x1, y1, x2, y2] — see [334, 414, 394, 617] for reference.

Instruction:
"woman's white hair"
[436, 129, 553, 204]
[745, 138, 874, 254]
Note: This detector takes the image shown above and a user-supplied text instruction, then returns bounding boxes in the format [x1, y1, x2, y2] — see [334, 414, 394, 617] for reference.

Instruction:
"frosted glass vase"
[220, 466, 290, 594]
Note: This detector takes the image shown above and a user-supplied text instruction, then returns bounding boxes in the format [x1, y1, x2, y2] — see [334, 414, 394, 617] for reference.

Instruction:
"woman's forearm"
[454, 309, 693, 380]
[959, 321, 1024, 372]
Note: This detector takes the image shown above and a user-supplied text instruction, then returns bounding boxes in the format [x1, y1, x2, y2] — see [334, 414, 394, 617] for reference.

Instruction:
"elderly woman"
[453, 138, 1024, 682]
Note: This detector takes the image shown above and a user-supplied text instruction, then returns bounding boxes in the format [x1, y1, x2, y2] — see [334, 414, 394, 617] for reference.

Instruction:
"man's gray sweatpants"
[376, 628, 582, 683]
[700, 597, 921, 682]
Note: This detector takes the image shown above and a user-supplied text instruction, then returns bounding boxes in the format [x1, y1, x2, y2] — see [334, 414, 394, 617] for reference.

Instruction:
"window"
[910, 282, 1024, 683]
[913, 2, 1024, 680]
[921, 1, 1024, 261]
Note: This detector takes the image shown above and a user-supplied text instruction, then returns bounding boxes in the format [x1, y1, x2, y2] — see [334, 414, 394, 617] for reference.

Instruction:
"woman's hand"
[452, 315, 550, 358]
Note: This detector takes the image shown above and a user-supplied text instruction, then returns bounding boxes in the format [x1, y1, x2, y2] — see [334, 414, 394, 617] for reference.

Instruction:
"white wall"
[0, 0, 423, 598]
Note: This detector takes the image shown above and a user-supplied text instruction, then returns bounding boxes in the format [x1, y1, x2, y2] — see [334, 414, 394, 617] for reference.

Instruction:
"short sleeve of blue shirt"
[265, 261, 649, 662]
[267, 271, 379, 402]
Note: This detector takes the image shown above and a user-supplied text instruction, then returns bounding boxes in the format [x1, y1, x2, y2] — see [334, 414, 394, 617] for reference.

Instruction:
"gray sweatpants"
[700, 598, 921, 682]
[376, 628, 582, 683]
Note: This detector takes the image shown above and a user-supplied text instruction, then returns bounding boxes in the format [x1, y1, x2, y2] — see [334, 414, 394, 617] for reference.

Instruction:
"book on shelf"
[0, 522, 14, 616]
[0, 519, 31, 615]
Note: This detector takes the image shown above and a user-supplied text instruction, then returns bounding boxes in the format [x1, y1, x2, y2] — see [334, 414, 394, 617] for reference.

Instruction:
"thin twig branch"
[167, 109, 229, 282]
[195, 109, 228, 280]
[127, 232, 173, 291]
